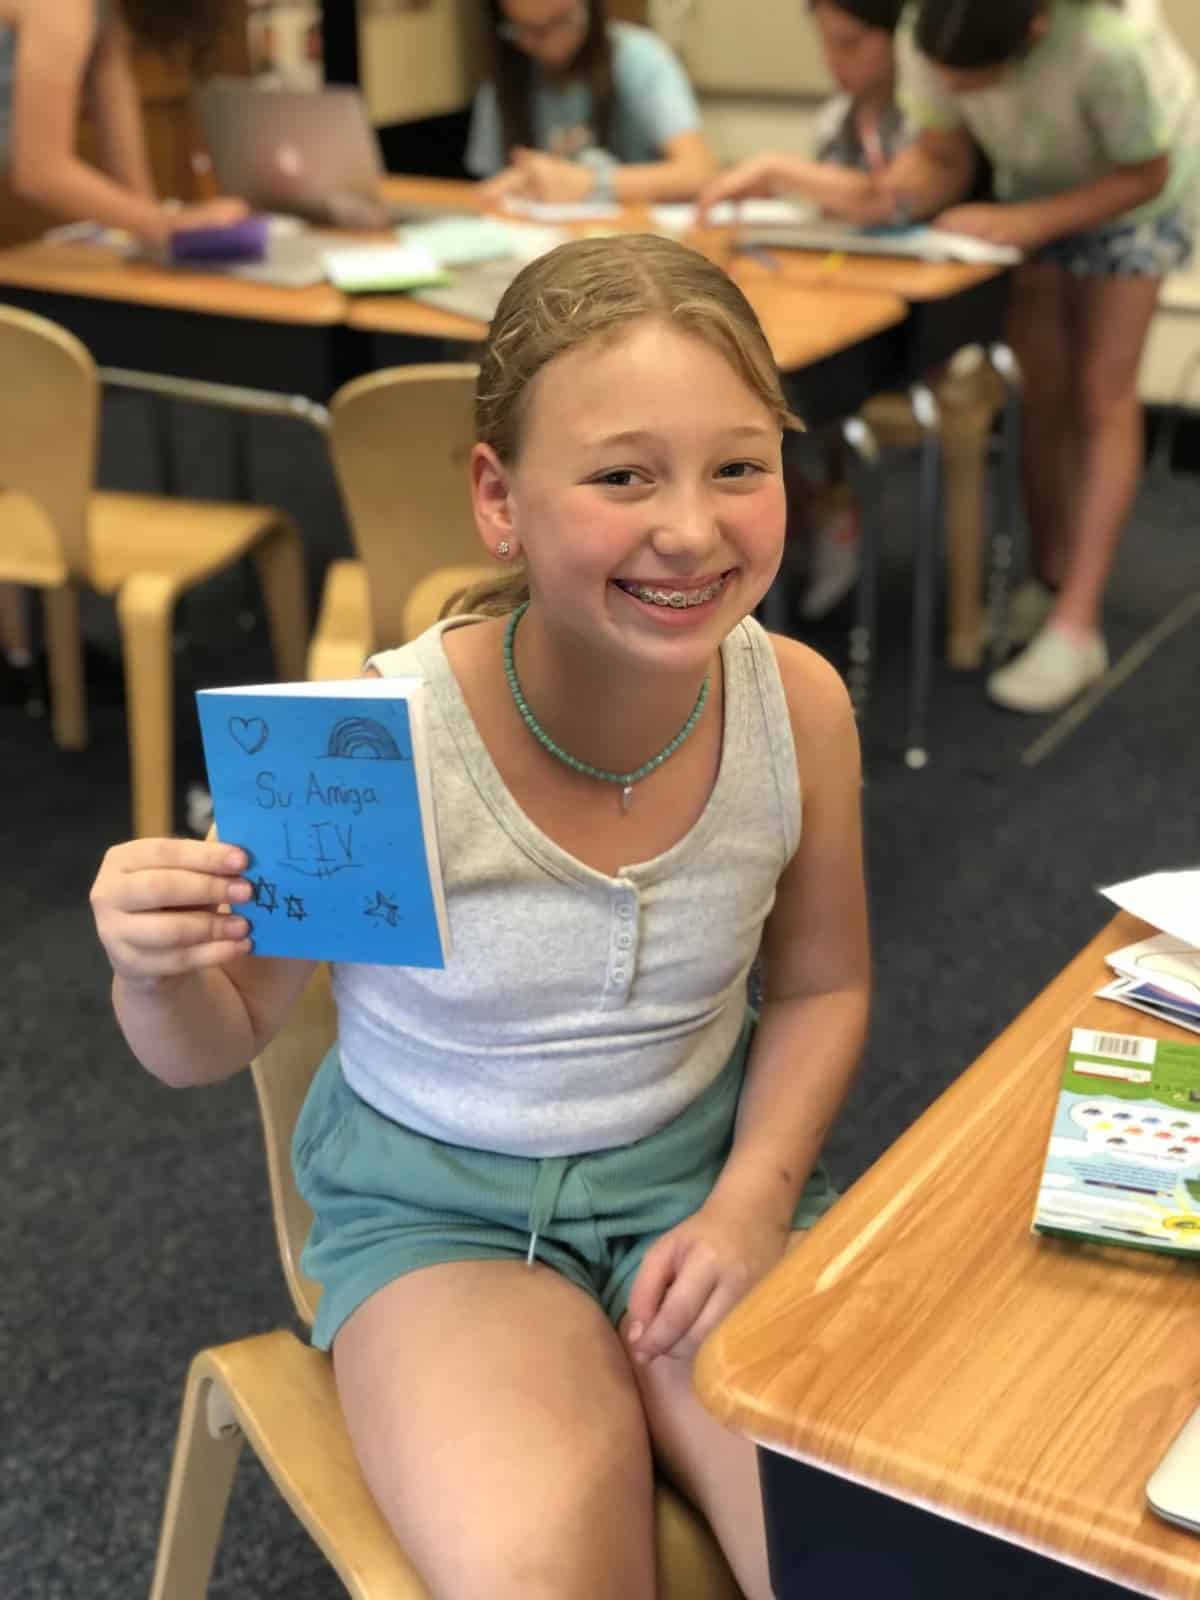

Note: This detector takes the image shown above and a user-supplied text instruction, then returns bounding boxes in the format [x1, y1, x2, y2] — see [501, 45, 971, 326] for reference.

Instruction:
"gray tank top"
[332, 613, 802, 1158]
[0, 2, 104, 170]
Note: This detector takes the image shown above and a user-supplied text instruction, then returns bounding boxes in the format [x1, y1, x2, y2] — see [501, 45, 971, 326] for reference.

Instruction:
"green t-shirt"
[897, 0, 1200, 225]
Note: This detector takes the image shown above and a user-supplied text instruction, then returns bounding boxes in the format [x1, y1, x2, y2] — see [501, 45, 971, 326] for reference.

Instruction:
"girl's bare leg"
[1051, 271, 1161, 636]
[1004, 263, 1078, 588]
[333, 1261, 658, 1600]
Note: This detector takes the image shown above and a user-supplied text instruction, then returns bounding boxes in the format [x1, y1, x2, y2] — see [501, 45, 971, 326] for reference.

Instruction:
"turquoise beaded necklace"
[502, 601, 710, 813]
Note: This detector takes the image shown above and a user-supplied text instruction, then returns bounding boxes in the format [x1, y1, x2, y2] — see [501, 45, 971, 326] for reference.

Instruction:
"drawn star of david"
[364, 890, 401, 928]
[248, 877, 278, 913]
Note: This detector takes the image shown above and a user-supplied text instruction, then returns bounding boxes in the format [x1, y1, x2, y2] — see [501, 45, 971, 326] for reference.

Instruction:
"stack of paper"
[321, 243, 449, 294]
[1098, 871, 1200, 1034]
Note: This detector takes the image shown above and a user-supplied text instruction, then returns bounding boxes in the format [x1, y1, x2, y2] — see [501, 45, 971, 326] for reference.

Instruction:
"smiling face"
[496, 0, 589, 72]
[811, 2, 895, 99]
[472, 317, 786, 673]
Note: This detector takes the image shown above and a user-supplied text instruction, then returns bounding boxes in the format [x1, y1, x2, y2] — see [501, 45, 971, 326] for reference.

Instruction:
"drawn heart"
[229, 716, 269, 755]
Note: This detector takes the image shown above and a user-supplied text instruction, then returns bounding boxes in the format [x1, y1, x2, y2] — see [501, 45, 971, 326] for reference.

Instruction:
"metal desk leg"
[985, 343, 1023, 669]
[906, 383, 941, 770]
[841, 416, 881, 725]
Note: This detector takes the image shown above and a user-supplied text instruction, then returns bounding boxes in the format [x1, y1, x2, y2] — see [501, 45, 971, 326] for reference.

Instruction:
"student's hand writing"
[933, 201, 1045, 252]
[695, 154, 784, 221]
[480, 148, 596, 205]
[623, 1195, 790, 1365]
[90, 838, 255, 990]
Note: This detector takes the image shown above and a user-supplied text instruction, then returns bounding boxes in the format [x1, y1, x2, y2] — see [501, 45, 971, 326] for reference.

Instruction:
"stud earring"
[497, 540, 512, 559]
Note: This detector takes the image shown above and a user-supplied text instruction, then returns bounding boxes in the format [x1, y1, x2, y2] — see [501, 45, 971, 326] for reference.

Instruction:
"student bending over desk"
[699, 0, 1012, 631]
[466, 0, 715, 205]
[90, 232, 869, 1600]
[889, 0, 1200, 715]
[0, 0, 247, 689]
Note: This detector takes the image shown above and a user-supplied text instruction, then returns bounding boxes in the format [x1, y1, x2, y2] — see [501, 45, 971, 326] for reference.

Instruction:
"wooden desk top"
[0, 241, 345, 325]
[346, 270, 906, 375]
[695, 911, 1200, 1598]
[739, 247, 1003, 304]
[360, 177, 909, 373]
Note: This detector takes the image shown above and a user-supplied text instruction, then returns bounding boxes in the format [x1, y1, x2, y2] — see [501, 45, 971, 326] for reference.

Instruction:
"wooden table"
[347, 177, 911, 430]
[0, 239, 348, 398]
[695, 911, 1200, 1598]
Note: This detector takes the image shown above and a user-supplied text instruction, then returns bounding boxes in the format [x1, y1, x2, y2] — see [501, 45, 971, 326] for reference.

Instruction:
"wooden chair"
[0, 304, 307, 837]
[149, 965, 745, 1599]
[307, 364, 486, 679]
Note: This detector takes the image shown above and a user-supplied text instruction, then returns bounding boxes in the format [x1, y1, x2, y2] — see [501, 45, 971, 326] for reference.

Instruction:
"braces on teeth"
[624, 577, 725, 608]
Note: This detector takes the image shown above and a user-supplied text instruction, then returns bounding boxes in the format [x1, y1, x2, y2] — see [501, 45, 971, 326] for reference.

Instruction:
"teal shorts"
[293, 1013, 838, 1351]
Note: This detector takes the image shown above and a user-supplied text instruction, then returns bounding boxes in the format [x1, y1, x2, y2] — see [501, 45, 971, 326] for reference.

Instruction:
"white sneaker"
[800, 499, 861, 620]
[987, 624, 1108, 714]
[984, 576, 1055, 649]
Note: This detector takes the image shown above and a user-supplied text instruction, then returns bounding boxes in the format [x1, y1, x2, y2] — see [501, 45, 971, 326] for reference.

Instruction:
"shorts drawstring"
[526, 1157, 570, 1266]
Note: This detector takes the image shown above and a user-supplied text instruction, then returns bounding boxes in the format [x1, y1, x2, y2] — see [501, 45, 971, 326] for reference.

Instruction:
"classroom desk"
[694, 910, 1200, 1599]
[346, 267, 909, 429]
[0, 239, 347, 398]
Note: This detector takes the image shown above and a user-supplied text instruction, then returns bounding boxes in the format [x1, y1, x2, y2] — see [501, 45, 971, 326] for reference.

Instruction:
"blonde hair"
[452, 233, 800, 619]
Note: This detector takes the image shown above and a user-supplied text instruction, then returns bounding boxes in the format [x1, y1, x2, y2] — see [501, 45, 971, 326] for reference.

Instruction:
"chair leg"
[939, 417, 990, 672]
[40, 582, 88, 749]
[116, 572, 177, 838]
[252, 518, 310, 684]
[149, 1358, 245, 1600]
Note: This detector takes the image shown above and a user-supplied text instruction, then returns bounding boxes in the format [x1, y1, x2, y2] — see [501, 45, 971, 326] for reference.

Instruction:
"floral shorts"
[1033, 204, 1194, 278]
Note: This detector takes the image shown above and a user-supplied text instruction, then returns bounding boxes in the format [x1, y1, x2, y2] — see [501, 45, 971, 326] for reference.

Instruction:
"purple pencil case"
[168, 215, 270, 264]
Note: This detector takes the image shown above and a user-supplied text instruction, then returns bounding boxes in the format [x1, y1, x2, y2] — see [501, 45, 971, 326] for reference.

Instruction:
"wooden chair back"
[249, 965, 337, 1329]
[0, 305, 97, 579]
[328, 364, 482, 656]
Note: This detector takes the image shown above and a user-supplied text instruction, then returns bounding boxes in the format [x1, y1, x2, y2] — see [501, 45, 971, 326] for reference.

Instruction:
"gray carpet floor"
[3, 393, 1198, 1596]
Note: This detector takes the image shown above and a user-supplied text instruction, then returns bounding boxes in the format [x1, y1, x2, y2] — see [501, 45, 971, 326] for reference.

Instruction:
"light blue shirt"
[465, 21, 701, 177]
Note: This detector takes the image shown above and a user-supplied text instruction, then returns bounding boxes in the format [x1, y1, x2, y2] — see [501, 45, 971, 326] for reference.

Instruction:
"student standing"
[466, 0, 715, 204]
[0, 0, 246, 691]
[888, 0, 1199, 712]
[90, 233, 869, 1600]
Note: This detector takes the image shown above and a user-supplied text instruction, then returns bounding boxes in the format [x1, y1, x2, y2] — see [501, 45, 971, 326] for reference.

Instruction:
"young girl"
[0, 0, 246, 694]
[887, 0, 1200, 712]
[466, 0, 715, 204]
[90, 234, 870, 1599]
[699, 0, 910, 225]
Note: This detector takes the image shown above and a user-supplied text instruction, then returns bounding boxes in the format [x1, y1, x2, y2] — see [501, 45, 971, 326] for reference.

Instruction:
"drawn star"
[248, 877, 278, 913]
[284, 894, 307, 922]
[364, 890, 401, 929]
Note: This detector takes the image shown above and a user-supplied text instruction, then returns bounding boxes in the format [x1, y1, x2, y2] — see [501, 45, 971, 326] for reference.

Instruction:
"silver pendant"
[621, 784, 634, 813]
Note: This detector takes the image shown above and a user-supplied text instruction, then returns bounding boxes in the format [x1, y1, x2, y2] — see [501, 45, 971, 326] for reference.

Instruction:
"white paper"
[321, 243, 444, 290]
[500, 197, 621, 223]
[1101, 870, 1200, 949]
[650, 198, 819, 231]
[1106, 933, 1200, 1004]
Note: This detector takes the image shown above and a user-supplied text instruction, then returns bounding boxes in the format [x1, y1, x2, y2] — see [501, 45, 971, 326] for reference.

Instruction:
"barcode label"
[1071, 1027, 1157, 1064]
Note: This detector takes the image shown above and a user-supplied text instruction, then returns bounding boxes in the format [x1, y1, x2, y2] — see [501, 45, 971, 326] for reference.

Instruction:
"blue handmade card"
[196, 678, 448, 966]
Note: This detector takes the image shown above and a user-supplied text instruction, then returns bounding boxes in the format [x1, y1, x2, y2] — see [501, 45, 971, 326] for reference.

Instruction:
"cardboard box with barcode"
[1032, 1027, 1200, 1256]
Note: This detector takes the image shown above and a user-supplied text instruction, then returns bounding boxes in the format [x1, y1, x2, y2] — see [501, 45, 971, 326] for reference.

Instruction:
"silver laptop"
[195, 78, 466, 231]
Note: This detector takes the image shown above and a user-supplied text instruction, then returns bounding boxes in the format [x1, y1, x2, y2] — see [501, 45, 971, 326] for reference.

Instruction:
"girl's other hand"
[933, 201, 1045, 251]
[483, 147, 595, 205]
[695, 154, 782, 221]
[623, 1196, 790, 1365]
[90, 838, 255, 990]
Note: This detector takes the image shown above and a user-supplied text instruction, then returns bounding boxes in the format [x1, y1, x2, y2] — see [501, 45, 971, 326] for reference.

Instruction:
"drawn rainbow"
[324, 716, 405, 761]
